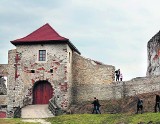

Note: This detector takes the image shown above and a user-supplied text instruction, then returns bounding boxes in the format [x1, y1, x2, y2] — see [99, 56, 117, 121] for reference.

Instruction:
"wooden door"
[33, 81, 53, 104]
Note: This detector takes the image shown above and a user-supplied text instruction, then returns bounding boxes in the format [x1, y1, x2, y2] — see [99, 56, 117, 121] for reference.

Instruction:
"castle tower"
[147, 31, 160, 76]
[7, 23, 80, 110]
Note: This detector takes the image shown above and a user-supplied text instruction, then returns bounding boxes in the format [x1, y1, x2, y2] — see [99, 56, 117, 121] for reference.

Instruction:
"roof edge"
[10, 40, 81, 55]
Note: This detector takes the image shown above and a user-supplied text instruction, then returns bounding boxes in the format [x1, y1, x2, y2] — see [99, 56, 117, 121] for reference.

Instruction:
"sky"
[0, 0, 160, 81]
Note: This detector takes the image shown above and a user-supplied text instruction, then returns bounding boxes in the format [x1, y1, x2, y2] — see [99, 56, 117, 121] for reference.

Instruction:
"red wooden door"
[33, 81, 53, 104]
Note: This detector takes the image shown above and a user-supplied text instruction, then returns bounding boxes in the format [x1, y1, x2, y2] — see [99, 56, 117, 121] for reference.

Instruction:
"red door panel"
[0, 111, 6, 118]
[33, 81, 53, 104]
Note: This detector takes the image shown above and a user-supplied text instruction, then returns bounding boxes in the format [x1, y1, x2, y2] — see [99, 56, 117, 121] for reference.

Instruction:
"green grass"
[0, 118, 39, 124]
[1, 113, 160, 124]
[47, 113, 160, 124]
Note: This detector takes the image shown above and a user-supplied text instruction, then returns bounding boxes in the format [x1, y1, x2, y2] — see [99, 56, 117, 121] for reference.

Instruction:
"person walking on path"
[120, 73, 123, 81]
[92, 97, 101, 114]
[136, 97, 143, 114]
[154, 94, 160, 112]
[115, 69, 120, 81]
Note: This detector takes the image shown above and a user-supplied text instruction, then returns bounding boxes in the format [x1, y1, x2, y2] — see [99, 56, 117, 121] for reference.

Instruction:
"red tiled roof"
[10, 23, 81, 54]
[11, 23, 68, 44]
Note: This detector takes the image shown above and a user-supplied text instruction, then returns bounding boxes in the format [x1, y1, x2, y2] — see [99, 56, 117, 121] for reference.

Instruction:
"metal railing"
[48, 98, 64, 116]
[13, 106, 21, 118]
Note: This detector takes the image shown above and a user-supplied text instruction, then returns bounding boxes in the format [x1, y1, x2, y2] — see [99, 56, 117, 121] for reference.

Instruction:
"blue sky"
[0, 0, 160, 81]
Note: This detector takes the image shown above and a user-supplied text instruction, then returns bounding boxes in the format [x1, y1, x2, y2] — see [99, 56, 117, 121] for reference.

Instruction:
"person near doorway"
[154, 94, 160, 112]
[92, 97, 101, 114]
[115, 69, 120, 81]
[136, 97, 143, 114]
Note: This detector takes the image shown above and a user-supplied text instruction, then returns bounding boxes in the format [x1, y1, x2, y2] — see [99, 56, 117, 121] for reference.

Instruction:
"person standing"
[96, 99, 101, 114]
[92, 97, 101, 114]
[115, 69, 120, 81]
[120, 73, 123, 81]
[154, 94, 160, 112]
[136, 97, 143, 114]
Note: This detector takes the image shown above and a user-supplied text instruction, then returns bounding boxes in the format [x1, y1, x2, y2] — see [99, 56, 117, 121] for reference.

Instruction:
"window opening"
[39, 50, 46, 61]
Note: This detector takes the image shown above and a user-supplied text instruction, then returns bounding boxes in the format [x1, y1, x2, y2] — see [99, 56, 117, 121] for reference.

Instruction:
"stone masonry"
[72, 52, 115, 103]
[0, 23, 115, 117]
[147, 31, 160, 76]
[7, 44, 72, 110]
[0, 65, 8, 103]
[1, 24, 160, 118]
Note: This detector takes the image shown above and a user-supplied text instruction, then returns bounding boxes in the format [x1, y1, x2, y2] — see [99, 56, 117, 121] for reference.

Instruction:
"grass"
[47, 113, 160, 124]
[0, 118, 39, 124]
[1, 113, 160, 124]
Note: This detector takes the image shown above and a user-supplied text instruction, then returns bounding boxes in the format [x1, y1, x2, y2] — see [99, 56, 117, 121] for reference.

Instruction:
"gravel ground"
[22, 119, 51, 124]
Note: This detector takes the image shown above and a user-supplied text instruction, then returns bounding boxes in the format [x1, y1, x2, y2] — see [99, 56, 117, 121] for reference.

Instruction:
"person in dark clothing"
[154, 94, 160, 112]
[92, 97, 101, 114]
[115, 69, 120, 81]
[96, 99, 101, 114]
[136, 97, 143, 114]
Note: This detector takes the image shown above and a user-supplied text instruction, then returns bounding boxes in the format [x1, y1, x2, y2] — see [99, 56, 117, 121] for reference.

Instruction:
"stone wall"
[147, 31, 160, 76]
[0, 95, 7, 105]
[72, 50, 160, 103]
[70, 75, 160, 114]
[0, 77, 7, 95]
[111, 76, 160, 99]
[7, 44, 73, 110]
[0, 64, 8, 107]
[0, 64, 8, 77]
[72, 52, 115, 103]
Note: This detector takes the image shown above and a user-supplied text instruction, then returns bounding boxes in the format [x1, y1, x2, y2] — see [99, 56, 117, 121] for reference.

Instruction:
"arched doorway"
[33, 80, 53, 104]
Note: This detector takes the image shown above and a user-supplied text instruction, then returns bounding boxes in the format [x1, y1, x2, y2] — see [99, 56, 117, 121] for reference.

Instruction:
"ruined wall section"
[110, 76, 160, 100]
[147, 31, 160, 76]
[0, 64, 8, 95]
[0, 64, 8, 77]
[7, 44, 72, 110]
[7, 49, 16, 109]
[72, 52, 115, 103]
[0, 64, 8, 107]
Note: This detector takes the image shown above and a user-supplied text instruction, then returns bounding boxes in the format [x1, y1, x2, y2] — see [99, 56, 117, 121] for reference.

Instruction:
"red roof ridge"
[11, 23, 68, 42]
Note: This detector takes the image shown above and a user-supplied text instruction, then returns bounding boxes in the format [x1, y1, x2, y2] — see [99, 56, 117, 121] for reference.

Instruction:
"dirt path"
[22, 119, 51, 124]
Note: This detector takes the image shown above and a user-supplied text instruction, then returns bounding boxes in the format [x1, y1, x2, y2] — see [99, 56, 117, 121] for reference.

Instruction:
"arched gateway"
[33, 80, 53, 104]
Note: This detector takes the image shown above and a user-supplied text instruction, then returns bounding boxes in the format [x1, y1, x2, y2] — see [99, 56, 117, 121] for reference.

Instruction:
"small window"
[69, 52, 71, 63]
[50, 69, 53, 73]
[39, 50, 46, 61]
[31, 70, 35, 73]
